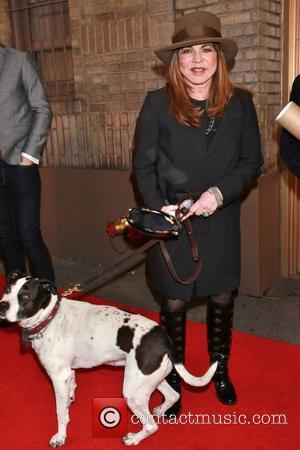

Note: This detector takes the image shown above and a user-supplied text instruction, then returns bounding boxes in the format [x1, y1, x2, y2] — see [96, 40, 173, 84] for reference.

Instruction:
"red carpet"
[0, 277, 299, 450]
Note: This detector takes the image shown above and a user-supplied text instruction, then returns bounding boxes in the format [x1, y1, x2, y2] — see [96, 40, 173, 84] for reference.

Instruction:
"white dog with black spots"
[0, 271, 217, 447]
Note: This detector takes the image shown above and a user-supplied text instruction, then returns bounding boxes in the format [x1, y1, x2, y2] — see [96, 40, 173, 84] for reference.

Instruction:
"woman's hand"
[161, 204, 178, 216]
[181, 191, 218, 220]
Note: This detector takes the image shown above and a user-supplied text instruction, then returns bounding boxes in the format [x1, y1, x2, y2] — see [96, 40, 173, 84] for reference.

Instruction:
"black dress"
[133, 87, 263, 301]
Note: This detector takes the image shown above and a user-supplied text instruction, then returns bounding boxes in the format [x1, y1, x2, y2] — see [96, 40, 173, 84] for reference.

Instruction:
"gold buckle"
[61, 284, 81, 297]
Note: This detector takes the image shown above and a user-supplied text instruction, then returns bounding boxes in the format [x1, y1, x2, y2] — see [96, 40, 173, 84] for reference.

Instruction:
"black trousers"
[0, 159, 54, 281]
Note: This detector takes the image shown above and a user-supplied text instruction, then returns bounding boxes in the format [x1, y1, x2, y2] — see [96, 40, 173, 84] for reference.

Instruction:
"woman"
[133, 10, 263, 413]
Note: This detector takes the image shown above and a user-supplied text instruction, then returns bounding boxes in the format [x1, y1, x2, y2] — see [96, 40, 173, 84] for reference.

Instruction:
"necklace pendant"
[205, 116, 216, 135]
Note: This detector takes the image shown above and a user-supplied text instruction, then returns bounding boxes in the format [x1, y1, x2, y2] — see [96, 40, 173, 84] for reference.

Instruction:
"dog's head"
[0, 270, 58, 323]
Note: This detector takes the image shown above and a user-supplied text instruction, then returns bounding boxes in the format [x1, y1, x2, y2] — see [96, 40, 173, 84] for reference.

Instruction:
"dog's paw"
[122, 432, 139, 446]
[49, 433, 66, 447]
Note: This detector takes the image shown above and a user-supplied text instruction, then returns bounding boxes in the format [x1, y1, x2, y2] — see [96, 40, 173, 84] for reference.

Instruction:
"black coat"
[279, 75, 300, 177]
[133, 87, 263, 300]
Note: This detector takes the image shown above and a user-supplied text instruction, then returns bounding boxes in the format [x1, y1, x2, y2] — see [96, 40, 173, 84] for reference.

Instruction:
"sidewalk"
[51, 257, 300, 346]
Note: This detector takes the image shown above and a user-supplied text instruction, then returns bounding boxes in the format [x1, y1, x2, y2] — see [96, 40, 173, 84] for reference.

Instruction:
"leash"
[63, 222, 201, 297]
[62, 239, 157, 297]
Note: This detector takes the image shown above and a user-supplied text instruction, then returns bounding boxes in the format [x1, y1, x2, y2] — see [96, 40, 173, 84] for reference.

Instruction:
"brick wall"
[62, 0, 176, 169]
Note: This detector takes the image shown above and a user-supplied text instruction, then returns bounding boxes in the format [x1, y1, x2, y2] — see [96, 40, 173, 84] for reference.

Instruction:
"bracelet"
[208, 186, 223, 208]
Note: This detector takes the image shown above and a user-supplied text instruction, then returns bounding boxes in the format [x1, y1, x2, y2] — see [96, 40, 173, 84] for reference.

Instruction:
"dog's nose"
[0, 301, 10, 318]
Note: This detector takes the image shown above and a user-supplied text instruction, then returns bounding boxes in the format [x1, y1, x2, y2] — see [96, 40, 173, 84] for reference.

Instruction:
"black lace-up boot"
[160, 307, 186, 416]
[207, 297, 237, 405]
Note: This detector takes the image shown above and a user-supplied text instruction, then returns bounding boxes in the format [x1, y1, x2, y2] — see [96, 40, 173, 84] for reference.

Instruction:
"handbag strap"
[159, 218, 202, 285]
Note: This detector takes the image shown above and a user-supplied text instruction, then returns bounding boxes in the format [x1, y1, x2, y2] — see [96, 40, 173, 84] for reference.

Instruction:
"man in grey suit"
[0, 43, 55, 286]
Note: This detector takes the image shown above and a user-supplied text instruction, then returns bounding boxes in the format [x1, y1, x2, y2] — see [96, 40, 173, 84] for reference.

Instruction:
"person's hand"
[19, 156, 34, 166]
[181, 191, 218, 220]
[161, 204, 178, 217]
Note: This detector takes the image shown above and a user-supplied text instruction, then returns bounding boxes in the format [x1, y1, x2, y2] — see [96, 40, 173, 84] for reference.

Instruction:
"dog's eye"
[20, 293, 31, 303]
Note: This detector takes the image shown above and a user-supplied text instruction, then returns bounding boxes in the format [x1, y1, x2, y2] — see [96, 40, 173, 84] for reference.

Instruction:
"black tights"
[162, 292, 233, 312]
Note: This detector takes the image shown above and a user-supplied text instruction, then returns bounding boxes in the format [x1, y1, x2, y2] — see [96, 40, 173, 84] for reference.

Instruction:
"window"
[8, 0, 74, 101]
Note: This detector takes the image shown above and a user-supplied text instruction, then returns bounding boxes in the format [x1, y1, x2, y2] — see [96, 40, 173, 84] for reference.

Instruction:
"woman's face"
[178, 43, 218, 92]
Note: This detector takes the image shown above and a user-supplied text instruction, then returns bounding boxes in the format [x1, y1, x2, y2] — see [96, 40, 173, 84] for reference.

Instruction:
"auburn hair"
[167, 44, 233, 127]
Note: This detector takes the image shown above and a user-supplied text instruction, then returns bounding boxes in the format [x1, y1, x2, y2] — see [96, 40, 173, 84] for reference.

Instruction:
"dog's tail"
[161, 325, 217, 387]
[173, 361, 217, 387]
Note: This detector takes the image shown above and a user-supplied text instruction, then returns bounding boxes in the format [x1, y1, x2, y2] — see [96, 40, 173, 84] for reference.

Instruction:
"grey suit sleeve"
[21, 53, 53, 161]
[133, 93, 166, 209]
[216, 94, 263, 206]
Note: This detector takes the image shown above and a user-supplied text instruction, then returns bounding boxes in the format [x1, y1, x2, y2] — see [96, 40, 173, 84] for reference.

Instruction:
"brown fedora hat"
[155, 11, 238, 64]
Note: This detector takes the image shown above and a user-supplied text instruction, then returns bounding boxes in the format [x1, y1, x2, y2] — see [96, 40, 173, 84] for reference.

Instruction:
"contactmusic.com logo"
[92, 398, 128, 438]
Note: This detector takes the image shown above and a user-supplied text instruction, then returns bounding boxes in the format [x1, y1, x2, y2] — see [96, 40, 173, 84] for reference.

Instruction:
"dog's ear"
[7, 269, 26, 285]
[5, 270, 27, 293]
[40, 280, 58, 296]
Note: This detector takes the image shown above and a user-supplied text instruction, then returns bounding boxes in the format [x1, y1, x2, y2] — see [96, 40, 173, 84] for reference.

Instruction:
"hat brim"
[155, 37, 238, 64]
